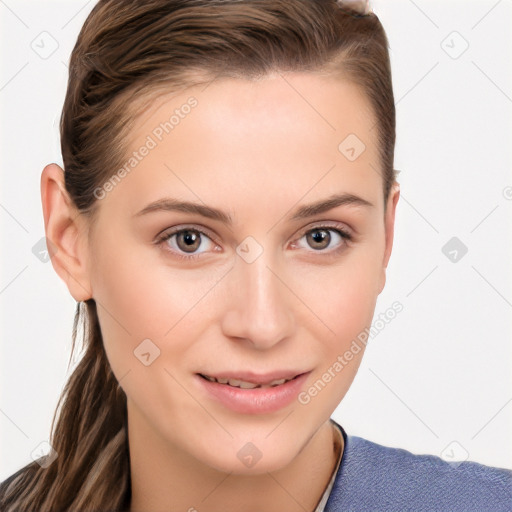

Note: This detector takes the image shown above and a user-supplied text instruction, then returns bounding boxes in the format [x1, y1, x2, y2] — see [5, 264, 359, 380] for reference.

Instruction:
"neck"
[127, 406, 341, 512]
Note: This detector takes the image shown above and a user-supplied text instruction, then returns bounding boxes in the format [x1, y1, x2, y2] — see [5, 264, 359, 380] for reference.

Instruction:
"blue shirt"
[325, 419, 512, 511]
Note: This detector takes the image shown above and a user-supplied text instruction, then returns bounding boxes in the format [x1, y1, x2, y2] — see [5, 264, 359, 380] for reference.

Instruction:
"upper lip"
[198, 370, 309, 385]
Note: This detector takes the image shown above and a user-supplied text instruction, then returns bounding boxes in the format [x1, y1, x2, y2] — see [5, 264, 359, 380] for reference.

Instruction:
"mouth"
[198, 373, 302, 389]
[195, 370, 311, 414]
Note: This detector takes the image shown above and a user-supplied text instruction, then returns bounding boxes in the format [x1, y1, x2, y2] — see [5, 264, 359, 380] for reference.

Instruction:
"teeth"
[227, 378, 261, 389]
[202, 374, 293, 388]
[235, 380, 260, 389]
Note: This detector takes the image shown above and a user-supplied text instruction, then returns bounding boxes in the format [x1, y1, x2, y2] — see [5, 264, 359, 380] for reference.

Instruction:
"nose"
[220, 246, 295, 350]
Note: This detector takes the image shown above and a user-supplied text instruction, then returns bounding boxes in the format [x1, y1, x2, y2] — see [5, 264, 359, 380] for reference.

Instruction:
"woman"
[1, 0, 510, 510]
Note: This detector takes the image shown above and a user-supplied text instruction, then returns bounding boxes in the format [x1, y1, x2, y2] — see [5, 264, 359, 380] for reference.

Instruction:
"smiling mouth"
[198, 373, 301, 389]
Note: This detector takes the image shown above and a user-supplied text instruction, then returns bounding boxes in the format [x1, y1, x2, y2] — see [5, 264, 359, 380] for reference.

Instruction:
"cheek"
[89, 237, 224, 378]
[91, 233, 187, 330]
[295, 263, 378, 411]
[293, 246, 382, 334]
[289, 246, 381, 407]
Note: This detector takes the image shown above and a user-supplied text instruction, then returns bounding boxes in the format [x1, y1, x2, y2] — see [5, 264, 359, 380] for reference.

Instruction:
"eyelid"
[294, 220, 353, 240]
[154, 223, 220, 246]
[309, 220, 351, 232]
[155, 221, 352, 244]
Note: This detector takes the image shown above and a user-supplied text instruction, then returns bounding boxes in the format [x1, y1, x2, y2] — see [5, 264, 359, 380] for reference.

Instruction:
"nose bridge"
[222, 242, 295, 349]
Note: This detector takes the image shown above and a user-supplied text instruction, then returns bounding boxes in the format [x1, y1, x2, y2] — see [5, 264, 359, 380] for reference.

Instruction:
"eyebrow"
[133, 193, 374, 224]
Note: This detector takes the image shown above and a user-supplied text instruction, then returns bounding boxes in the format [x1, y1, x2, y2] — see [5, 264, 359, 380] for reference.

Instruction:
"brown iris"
[306, 229, 331, 250]
[176, 230, 202, 253]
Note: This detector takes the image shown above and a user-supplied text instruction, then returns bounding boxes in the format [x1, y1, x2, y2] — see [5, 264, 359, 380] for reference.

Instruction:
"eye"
[155, 223, 353, 261]
[291, 225, 352, 254]
[155, 226, 219, 260]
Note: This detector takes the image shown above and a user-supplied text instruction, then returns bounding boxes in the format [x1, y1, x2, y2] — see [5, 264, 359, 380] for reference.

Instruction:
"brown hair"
[0, 1, 396, 510]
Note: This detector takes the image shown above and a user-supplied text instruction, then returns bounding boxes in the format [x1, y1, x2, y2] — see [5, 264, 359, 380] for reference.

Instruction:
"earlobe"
[40, 163, 93, 302]
[378, 182, 400, 294]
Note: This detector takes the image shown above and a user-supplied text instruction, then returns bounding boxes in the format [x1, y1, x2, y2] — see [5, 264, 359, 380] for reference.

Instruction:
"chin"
[198, 440, 298, 476]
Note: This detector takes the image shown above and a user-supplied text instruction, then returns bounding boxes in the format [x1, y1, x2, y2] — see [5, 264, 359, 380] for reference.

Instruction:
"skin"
[41, 71, 399, 512]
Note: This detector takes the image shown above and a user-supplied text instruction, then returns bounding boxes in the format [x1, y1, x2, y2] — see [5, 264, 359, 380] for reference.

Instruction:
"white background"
[1, 0, 511, 481]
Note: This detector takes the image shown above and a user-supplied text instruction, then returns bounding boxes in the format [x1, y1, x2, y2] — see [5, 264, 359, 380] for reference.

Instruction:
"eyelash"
[154, 223, 353, 261]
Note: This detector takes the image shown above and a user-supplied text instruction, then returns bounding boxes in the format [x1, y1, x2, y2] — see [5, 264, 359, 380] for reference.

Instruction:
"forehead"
[132, 71, 377, 147]
[98, 72, 383, 220]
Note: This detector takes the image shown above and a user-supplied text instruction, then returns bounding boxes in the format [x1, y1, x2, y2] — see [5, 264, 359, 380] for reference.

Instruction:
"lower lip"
[196, 372, 311, 415]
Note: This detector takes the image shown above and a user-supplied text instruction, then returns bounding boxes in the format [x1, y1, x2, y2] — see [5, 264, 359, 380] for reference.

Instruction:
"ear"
[40, 163, 93, 302]
[377, 181, 400, 295]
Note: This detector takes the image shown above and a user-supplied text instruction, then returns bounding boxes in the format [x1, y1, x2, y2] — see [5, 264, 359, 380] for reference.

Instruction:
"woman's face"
[82, 72, 399, 473]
